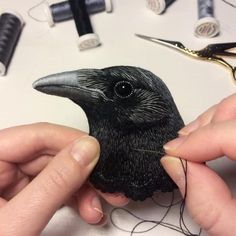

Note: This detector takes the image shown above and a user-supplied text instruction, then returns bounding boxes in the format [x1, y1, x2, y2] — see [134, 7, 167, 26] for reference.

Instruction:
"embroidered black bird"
[33, 66, 184, 201]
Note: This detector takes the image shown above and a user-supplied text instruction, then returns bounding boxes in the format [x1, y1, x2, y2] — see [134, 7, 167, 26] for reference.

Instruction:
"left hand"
[0, 123, 129, 236]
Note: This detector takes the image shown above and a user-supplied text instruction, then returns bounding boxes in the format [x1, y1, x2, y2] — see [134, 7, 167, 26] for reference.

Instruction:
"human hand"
[161, 93, 236, 236]
[0, 123, 129, 236]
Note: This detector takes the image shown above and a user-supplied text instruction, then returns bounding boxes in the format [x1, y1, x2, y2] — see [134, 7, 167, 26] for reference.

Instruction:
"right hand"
[161, 93, 236, 236]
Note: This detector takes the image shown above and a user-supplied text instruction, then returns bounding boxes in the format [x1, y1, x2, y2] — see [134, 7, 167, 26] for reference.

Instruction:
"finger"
[0, 136, 100, 236]
[179, 93, 236, 136]
[3, 175, 30, 200]
[161, 156, 236, 235]
[0, 162, 30, 198]
[75, 185, 129, 224]
[97, 191, 130, 207]
[212, 93, 236, 122]
[178, 105, 216, 136]
[0, 122, 86, 163]
[0, 198, 7, 208]
[0, 161, 17, 190]
[19, 155, 52, 176]
[76, 184, 104, 224]
[164, 120, 236, 162]
[95, 214, 108, 227]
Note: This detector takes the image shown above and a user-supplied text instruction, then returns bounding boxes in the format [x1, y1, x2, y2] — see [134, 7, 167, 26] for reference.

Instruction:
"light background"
[0, 0, 236, 235]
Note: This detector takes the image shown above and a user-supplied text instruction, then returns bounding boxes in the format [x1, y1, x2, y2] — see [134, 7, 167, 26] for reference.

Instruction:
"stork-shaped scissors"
[136, 34, 236, 83]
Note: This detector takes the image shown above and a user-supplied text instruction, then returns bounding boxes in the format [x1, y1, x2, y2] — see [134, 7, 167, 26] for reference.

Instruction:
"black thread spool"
[69, 0, 100, 50]
[146, 0, 176, 14]
[0, 11, 24, 76]
[44, 0, 112, 27]
[195, 0, 220, 38]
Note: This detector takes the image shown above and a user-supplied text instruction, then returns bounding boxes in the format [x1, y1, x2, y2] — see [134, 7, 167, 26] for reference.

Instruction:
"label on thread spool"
[78, 33, 100, 50]
[196, 0, 220, 38]
[195, 16, 220, 38]
[146, 0, 175, 14]
[146, 0, 166, 14]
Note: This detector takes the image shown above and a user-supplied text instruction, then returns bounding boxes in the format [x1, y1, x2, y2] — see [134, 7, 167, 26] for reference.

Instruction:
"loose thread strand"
[179, 159, 202, 236]
[110, 147, 202, 235]
[27, 0, 48, 22]
[130, 192, 174, 235]
[152, 191, 183, 207]
[222, 0, 236, 8]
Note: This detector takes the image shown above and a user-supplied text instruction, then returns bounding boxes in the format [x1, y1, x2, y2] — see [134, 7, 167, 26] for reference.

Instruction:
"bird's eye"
[114, 81, 134, 98]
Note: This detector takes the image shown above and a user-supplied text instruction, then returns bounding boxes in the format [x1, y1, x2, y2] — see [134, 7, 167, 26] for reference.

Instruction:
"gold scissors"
[136, 33, 236, 82]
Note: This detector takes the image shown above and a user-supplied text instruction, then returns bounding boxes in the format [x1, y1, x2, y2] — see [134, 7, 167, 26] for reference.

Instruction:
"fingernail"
[113, 193, 130, 206]
[71, 136, 100, 167]
[113, 193, 128, 199]
[91, 196, 103, 223]
[163, 136, 186, 151]
[178, 120, 199, 136]
[160, 156, 186, 194]
[93, 215, 108, 227]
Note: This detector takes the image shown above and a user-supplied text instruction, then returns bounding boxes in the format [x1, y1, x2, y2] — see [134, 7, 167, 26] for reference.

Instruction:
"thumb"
[161, 156, 236, 236]
[0, 136, 100, 236]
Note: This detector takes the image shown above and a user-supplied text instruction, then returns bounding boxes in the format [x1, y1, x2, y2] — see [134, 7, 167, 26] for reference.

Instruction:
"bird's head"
[33, 66, 177, 128]
[33, 66, 184, 200]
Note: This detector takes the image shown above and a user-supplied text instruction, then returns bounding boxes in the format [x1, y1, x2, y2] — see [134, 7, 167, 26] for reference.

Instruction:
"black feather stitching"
[33, 66, 184, 201]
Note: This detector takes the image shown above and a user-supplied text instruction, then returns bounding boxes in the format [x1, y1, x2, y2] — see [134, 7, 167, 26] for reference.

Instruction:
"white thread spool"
[195, 0, 220, 38]
[146, 0, 176, 14]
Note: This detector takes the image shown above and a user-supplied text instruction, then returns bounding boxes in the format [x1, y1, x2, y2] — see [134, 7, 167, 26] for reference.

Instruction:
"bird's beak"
[33, 69, 111, 104]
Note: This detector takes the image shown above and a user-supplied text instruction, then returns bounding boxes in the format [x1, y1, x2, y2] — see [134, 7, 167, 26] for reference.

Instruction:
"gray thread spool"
[0, 11, 24, 76]
[195, 0, 220, 38]
[44, 0, 112, 27]
[146, 0, 176, 14]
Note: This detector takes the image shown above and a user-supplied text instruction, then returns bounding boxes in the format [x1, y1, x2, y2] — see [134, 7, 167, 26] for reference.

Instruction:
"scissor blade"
[135, 33, 187, 52]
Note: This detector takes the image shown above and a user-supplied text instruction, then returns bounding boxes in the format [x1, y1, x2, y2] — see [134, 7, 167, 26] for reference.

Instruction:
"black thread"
[130, 191, 174, 236]
[69, 0, 93, 36]
[0, 12, 23, 76]
[51, 0, 107, 23]
[68, 0, 100, 50]
[152, 190, 182, 207]
[178, 159, 202, 236]
[165, 0, 176, 7]
[110, 157, 202, 235]
[222, 0, 236, 8]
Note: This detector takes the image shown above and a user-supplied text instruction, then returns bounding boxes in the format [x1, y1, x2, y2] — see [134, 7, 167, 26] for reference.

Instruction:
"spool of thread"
[195, 0, 220, 38]
[44, 0, 112, 27]
[146, 0, 176, 14]
[0, 11, 24, 76]
[69, 0, 100, 50]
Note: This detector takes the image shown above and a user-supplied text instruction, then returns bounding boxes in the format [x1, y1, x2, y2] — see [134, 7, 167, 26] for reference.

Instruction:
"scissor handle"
[232, 67, 236, 82]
